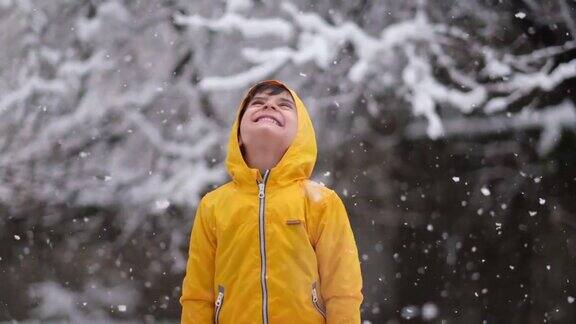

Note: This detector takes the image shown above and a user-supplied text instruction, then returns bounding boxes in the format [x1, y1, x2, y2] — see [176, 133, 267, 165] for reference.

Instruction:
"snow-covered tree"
[1, 0, 574, 322]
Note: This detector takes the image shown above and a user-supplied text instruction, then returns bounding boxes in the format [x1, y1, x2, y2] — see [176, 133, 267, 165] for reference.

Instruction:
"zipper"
[214, 285, 225, 324]
[258, 169, 271, 324]
[311, 281, 326, 318]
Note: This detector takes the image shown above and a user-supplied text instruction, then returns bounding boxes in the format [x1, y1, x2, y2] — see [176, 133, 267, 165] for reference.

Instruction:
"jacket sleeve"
[180, 197, 217, 323]
[315, 191, 364, 324]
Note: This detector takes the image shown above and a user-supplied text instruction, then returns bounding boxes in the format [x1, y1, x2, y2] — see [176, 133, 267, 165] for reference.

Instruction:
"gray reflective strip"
[258, 170, 271, 324]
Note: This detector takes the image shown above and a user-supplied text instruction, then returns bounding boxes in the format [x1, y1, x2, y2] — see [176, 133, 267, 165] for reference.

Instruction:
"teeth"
[258, 117, 279, 126]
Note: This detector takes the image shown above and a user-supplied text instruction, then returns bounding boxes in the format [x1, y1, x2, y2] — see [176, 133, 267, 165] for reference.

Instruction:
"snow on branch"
[199, 55, 290, 91]
[507, 59, 576, 92]
[189, 2, 576, 154]
[123, 109, 219, 160]
[507, 40, 576, 65]
[0, 0, 231, 218]
[406, 99, 576, 156]
[2, 82, 161, 166]
[0, 50, 111, 120]
[0, 76, 67, 115]
[173, 12, 293, 40]
[485, 59, 576, 113]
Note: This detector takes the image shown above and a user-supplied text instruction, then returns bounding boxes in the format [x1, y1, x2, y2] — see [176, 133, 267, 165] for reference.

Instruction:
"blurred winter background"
[1, 0, 575, 323]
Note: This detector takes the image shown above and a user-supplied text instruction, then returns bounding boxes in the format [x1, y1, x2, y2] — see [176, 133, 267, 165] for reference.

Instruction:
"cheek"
[286, 115, 298, 138]
[239, 111, 252, 130]
[238, 118, 251, 142]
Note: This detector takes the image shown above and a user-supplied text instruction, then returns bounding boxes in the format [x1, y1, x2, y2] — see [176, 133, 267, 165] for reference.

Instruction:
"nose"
[262, 101, 278, 111]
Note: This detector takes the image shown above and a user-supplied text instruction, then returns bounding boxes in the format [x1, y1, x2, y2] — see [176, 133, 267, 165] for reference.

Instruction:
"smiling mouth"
[255, 116, 282, 126]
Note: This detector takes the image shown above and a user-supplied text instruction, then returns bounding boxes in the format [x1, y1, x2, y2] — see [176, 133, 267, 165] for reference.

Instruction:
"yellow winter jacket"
[180, 80, 363, 324]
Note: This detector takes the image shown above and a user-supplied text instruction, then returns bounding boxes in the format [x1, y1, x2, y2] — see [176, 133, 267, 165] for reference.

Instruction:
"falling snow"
[539, 198, 546, 205]
[1, 1, 575, 323]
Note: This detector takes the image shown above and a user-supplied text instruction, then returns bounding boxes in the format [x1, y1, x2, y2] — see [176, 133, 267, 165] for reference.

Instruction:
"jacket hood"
[225, 80, 317, 188]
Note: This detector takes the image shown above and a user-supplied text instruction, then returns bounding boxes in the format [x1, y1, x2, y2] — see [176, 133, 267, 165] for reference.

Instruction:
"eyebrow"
[250, 96, 268, 103]
[278, 98, 295, 106]
[249, 96, 295, 107]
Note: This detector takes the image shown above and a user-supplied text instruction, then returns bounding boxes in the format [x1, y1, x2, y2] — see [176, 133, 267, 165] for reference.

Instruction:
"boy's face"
[238, 89, 298, 155]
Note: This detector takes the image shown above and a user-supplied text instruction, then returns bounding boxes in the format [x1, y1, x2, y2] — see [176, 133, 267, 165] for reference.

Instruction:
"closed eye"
[278, 98, 294, 109]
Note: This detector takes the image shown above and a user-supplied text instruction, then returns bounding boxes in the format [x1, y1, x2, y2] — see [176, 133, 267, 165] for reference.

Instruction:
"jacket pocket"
[311, 281, 326, 319]
[286, 219, 303, 225]
[214, 285, 225, 324]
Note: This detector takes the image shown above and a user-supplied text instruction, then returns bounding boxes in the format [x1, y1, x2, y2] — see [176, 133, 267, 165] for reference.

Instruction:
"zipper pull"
[215, 291, 224, 307]
[258, 182, 265, 199]
[312, 287, 318, 302]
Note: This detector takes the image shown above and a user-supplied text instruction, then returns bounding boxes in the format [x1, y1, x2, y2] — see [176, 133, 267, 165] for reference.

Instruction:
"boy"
[180, 80, 363, 323]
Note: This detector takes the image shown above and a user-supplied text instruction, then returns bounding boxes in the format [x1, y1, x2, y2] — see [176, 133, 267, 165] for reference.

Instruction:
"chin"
[245, 129, 288, 146]
[253, 124, 285, 135]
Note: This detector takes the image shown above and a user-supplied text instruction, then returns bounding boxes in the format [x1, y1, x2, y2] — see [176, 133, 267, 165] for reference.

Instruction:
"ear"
[238, 132, 243, 146]
[238, 133, 247, 159]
